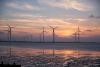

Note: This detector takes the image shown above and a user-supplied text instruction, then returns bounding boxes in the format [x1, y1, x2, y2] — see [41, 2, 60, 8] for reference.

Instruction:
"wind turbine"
[42, 27, 46, 42]
[49, 26, 57, 43]
[73, 26, 81, 42]
[39, 27, 46, 42]
[0, 25, 15, 63]
[39, 32, 42, 42]
[73, 32, 77, 42]
[77, 26, 81, 42]
[7, 24, 14, 57]
[7, 25, 14, 41]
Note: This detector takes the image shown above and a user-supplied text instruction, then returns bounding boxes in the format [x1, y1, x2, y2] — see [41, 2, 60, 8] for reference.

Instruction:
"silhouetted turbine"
[7, 25, 14, 57]
[39, 32, 42, 42]
[49, 26, 57, 43]
[73, 26, 81, 42]
[73, 32, 77, 42]
[42, 27, 46, 42]
[77, 26, 81, 42]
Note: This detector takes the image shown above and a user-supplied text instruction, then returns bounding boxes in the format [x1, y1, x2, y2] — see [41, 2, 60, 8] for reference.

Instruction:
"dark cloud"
[85, 29, 93, 32]
[89, 14, 100, 19]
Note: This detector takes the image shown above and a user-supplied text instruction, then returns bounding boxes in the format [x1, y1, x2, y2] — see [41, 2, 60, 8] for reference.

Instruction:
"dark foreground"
[0, 55, 100, 67]
[0, 62, 21, 67]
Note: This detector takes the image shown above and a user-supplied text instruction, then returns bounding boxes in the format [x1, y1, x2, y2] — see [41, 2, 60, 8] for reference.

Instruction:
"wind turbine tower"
[42, 27, 46, 42]
[49, 26, 57, 43]
[73, 32, 77, 42]
[77, 26, 80, 42]
[7, 25, 14, 57]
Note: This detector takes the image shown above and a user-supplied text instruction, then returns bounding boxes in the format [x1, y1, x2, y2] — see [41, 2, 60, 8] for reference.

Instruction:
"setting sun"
[57, 30, 74, 37]
[63, 50, 75, 55]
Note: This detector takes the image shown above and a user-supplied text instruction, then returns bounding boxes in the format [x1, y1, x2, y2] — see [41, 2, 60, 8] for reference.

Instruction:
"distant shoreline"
[0, 41, 99, 43]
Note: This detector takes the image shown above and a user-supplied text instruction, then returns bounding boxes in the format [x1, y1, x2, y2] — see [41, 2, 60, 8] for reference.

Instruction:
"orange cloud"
[0, 17, 100, 38]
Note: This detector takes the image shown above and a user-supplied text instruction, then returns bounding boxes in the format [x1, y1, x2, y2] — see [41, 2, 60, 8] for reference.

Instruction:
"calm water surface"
[0, 42, 100, 57]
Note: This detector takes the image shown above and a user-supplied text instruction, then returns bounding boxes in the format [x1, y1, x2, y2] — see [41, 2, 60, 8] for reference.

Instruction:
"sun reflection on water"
[0, 46, 100, 58]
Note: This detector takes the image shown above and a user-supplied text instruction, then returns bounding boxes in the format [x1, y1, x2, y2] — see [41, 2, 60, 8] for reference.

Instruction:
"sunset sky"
[0, 0, 100, 42]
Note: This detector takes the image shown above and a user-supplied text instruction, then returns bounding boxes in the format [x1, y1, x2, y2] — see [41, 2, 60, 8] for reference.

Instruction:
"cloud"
[89, 14, 100, 19]
[10, 13, 49, 19]
[1, 16, 100, 29]
[0, 17, 71, 28]
[5, 2, 40, 11]
[85, 29, 93, 32]
[38, 0, 92, 11]
[11, 13, 34, 18]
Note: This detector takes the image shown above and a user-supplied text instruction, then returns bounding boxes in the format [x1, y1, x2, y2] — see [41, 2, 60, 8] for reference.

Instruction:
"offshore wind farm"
[0, 25, 100, 67]
[0, 0, 100, 67]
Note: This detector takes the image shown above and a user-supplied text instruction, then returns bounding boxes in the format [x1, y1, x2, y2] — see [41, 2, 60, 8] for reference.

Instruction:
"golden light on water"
[0, 46, 100, 58]
[8, 47, 100, 57]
